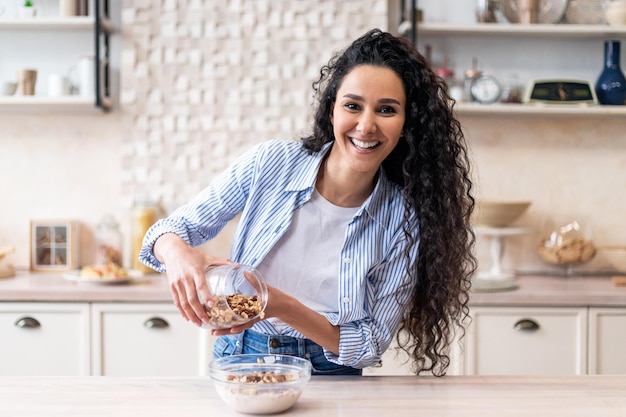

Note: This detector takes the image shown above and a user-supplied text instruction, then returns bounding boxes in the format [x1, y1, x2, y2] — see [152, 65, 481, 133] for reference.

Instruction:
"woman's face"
[330, 64, 406, 177]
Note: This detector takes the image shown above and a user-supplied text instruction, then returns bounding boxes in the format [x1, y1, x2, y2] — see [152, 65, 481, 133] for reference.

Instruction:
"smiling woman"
[139, 28, 476, 377]
[324, 65, 406, 205]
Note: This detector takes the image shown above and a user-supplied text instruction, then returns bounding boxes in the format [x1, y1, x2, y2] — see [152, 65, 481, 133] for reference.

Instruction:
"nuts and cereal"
[200, 264, 268, 330]
[204, 293, 265, 329]
[209, 354, 311, 414]
[537, 220, 596, 266]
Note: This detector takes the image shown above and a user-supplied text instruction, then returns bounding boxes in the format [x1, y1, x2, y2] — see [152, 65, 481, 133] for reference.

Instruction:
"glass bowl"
[537, 220, 596, 275]
[209, 354, 312, 414]
[200, 264, 268, 330]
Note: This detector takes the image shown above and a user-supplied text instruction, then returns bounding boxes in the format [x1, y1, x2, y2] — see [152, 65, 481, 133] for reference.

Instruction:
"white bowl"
[0, 82, 17, 96]
[209, 354, 312, 414]
[601, 247, 626, 273]
[473, 200, 531, 227]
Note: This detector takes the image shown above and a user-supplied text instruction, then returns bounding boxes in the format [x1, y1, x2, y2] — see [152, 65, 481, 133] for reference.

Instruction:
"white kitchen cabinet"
[588, 307, 626, 375]
[0, 302, 90, 376]
[464, 306, 587, 375]
[91, 302, 204, 376]
[363, 330, 465, 376]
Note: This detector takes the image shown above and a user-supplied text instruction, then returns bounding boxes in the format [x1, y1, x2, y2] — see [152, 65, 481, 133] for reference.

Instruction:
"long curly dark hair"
[301, 29, 477, 376]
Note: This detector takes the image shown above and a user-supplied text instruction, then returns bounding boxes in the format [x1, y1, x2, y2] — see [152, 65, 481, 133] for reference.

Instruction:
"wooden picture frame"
[30, 220, 79, 272]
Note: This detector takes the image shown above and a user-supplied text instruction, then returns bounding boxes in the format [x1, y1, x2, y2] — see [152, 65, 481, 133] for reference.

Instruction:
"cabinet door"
[588, 307, 626, 375]
[363, 329, 465, 376]
[91, 303, 202, 376]
[465, 307, 587, 375]
[0, 302, 90, 376]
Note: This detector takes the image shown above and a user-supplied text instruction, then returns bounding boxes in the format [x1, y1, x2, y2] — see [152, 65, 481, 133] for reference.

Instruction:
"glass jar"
[476, 0, 498, 23]
[200, 264, 268, 330]
[131, 201, 159, 273]
[95, 215, 123, 267]
[537, 220, 597, 276]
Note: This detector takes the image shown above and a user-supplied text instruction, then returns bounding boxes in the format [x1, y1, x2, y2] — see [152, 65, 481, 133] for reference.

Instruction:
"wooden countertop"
[1, 271, 626, 307]
[0, 375, 624, 416]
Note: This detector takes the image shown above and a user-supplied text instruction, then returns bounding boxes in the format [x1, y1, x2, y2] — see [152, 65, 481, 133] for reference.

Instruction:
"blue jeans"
[212, 329, 362, 376]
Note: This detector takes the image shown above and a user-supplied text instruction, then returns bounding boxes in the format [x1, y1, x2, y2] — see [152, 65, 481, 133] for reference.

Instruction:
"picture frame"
[30, 220, 79, 272]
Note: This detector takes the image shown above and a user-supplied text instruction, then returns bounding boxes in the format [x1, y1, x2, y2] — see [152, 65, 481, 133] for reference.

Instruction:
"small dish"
[63, 269, 142, 285]
[209, 354, 312, 414]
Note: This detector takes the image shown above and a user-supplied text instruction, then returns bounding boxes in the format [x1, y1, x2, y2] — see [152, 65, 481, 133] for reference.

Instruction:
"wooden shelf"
[454, 102, 626, 118]
[0, 17, 93, 30]
[418, 23, 626, 38]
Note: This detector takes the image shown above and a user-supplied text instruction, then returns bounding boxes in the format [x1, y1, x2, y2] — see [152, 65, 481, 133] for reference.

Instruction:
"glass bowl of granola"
[200, 264, 268, 330]
[209, 354, 312, 414]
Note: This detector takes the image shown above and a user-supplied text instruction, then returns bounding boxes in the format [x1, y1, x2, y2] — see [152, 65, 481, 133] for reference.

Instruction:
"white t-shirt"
[256, 187, 359, 333]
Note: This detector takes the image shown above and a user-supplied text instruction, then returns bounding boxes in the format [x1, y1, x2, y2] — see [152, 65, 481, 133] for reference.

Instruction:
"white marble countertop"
[469, 274, 626, 307]
[1, 271, 626, 307]
[0, 375, 624, 416]
[0, 270, 172, 302]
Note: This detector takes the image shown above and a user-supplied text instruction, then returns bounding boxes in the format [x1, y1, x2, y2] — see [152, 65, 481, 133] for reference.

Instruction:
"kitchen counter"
[0, 270, 171, 302]
[1, 271, 626, 307]
[0, 375, 624, 416]
[469, 274, 626, 307]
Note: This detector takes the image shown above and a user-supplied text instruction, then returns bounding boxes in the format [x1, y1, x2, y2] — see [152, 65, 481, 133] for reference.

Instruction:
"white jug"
[68, 56, 96, 98]
[78, 55, 95, 98]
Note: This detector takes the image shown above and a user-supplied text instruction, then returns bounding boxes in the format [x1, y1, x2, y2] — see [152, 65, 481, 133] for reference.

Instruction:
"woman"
[140, 28, 476, 376]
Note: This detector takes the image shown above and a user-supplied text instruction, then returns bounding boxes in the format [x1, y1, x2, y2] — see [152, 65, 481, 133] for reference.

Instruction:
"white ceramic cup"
[0, 81, 17, 96]
[59, 0, 77, 17]
[606, 0, 626, 26]
[78, 55, 95, 98]
[48, 74, 69, 97]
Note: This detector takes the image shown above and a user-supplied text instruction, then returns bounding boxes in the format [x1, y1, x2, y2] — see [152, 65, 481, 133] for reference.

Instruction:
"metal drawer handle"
[144, 317, 169, 329]
[514, 318, 540, 332]
[15, 316, 41, 329]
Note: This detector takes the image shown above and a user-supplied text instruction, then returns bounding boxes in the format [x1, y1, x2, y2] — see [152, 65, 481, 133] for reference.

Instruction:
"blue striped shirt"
[140, 139, 419, 368]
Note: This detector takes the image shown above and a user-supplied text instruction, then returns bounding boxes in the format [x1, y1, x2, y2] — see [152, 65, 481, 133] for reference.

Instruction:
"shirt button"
[269, 338, 281, 349]
[342, 297, 351, 304]
[343, 258, 351, 264]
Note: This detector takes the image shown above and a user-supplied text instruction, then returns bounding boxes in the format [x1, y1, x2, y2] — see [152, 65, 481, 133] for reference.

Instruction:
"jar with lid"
[200, 264, 268, 330]
[131, 200, 159, 273]
[95, 215, 123, 267]
[476, 0, 498, 23]
[464, 58, 482, 103]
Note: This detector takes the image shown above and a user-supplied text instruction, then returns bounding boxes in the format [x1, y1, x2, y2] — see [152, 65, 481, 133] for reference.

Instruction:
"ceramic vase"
[595, 40, 626, 105]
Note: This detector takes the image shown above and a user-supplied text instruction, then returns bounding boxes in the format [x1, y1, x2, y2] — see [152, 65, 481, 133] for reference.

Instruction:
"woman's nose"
[357, 112, 377, 134]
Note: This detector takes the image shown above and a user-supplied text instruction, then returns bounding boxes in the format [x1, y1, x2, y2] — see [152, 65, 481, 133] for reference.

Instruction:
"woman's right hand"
[153, 233, 232, 326]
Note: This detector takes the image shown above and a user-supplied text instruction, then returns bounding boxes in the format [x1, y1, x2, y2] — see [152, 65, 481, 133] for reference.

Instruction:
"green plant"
[24, 0, 33, 7]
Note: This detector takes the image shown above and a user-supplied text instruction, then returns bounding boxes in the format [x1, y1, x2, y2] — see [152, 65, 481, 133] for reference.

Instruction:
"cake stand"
[473, 226, 532, 292]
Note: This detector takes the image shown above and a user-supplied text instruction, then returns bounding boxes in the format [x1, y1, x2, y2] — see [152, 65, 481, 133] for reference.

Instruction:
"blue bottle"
[595, 40, 626, 105]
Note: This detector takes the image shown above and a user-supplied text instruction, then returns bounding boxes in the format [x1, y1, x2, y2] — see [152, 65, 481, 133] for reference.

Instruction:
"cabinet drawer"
[0, 302, 90, 376]
[588, 307, 626, 375]
[91, 303, 202, 376]
[465, 307, 587, 375]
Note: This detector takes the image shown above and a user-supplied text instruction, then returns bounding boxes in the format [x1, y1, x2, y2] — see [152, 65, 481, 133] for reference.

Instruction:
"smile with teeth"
[350, 137, 380, 149]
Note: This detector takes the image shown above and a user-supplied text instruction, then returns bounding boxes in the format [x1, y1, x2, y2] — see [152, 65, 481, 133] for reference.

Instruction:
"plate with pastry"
[64, 263, 142, 285]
